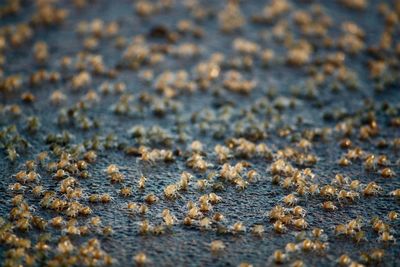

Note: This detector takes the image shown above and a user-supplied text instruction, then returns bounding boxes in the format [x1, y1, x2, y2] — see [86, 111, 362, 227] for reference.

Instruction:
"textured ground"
[0, 0, 400, 266]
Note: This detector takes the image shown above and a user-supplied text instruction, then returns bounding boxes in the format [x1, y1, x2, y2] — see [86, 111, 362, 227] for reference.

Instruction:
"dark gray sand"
[0, 0, 399, 266]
